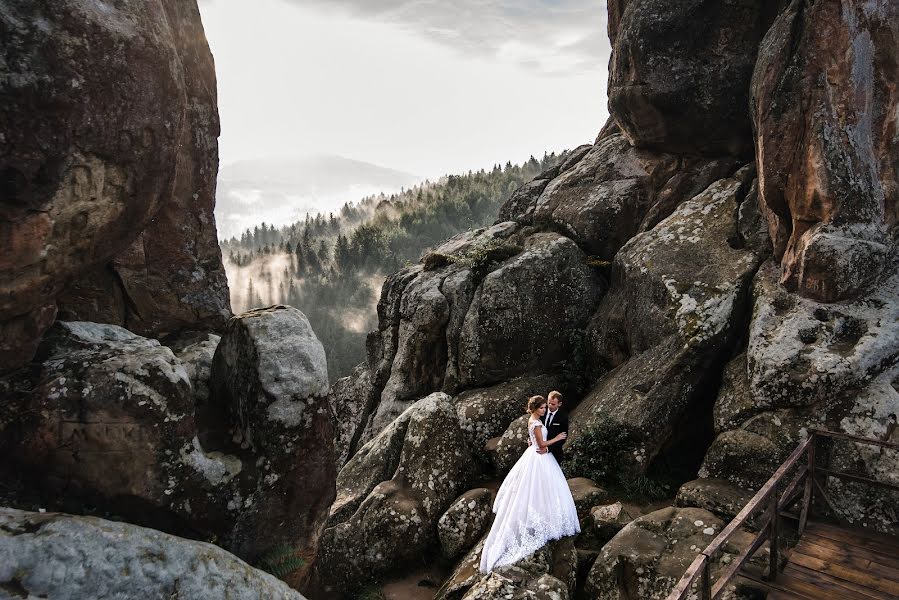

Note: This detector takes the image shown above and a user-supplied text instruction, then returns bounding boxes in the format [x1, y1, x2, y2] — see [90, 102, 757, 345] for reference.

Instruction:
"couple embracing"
[479, 391, 581, 573]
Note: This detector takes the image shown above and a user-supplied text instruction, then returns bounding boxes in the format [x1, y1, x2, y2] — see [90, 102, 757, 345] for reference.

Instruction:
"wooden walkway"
[665, 429, 899, 600]
[767, 521, 899, 600]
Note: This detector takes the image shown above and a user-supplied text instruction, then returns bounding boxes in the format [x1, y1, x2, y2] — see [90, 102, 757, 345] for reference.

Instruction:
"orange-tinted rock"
[0, 0, 229, 371]
[751, 0, 898, 302]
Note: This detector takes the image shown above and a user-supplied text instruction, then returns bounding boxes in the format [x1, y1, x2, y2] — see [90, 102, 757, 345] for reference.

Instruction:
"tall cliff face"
[0, 0, 230, 372]
[315, 1, 899, 597]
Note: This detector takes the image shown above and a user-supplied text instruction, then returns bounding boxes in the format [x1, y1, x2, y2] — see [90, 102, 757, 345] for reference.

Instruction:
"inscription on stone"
[60, 421, 146, 451]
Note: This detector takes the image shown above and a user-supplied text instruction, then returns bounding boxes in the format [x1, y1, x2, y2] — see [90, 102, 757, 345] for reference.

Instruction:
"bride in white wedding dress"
[479, 395, 581, 573]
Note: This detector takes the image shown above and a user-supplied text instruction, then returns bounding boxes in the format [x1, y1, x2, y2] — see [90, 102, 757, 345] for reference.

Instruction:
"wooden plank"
[767, 590, 821, 600]
[710, 518, 770, 599]
[805, 522, 899, 558]
[776, 572, 881, 600]
[820, 468, 899, 493]
[802, 531, 899, 564]
[799, 434, 815, 534]
[782, 563, 893, 600]
[808, 428, 899, 450]
[788, 551, 899, 596]
[779, 464, 808, 511]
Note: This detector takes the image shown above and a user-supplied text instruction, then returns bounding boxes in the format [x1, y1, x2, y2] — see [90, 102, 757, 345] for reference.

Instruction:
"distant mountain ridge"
[215, 154, 421, 239]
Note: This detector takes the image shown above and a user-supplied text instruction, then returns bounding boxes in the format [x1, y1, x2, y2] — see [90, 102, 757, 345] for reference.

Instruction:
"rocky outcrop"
[1, 322, 196, 514]
[569, 168, 765, 477]
[210, 305, 335, 571]
[700, 260, 899, 531]
[457, 233, 602, 388]
[0, 508, 306, 599]
[0, 0, 229, 371]
[0, 308, 336, 583]
[438, 488, 494, 560]
[751, 0, 898, 302]
[437, 538, 576, 600]
[361, 225, 602, 439]
[608, 0, 776, 156]
[586, 507, 761, 600]
[531, 134, 738, 259]
[329, 363, 378, 468]
[314, 393, 476, 595]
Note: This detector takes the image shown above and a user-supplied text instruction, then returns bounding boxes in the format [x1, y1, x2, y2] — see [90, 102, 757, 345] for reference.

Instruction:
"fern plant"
[257, 544, 305, 580]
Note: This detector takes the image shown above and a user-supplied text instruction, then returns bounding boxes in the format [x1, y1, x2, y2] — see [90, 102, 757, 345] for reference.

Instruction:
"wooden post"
[768, 491, 780, 581]
[700, 557, 711, 600]
[799, 432, 815, 535]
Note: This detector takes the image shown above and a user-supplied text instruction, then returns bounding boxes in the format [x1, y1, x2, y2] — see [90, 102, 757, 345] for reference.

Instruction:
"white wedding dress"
[479, 419, 581, 573]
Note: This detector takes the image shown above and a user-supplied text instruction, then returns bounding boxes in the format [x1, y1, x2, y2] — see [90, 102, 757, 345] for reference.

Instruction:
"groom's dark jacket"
[541, 409, 568, 464]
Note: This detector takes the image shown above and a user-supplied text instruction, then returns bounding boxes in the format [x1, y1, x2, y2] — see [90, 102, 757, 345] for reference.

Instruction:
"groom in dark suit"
[541, 390, 568, 465]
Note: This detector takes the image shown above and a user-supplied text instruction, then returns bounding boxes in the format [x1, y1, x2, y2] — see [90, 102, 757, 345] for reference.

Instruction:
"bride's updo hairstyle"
[526, 395, 546, 413]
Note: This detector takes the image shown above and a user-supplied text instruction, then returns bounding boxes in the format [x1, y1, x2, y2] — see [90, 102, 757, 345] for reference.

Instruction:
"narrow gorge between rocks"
[1, 1, 897, 599]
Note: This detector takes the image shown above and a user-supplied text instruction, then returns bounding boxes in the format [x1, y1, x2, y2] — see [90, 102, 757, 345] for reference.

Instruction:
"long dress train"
[479, 419, 580, 573]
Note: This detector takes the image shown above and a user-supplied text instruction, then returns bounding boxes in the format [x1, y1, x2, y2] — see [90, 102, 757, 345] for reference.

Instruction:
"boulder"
[751, 0, 898, 302]
[314, 393, 476, 595]
[0, 0, 229, 370]
[701, 410, 812, 491]
[569, 169, 765, 477]
[568, 478, 609, 520]
[363, 227, 600, 439]
[437, 538, 576, 600]
[0, 508, 305, 600]
[457, 233, 603, 389]
[329, 363, 377, 468]
[532, 134, 738, 259]
[608, 0, 774, 156]
[586, 507, 761, 600]
[438, 488, 494, 560]
[435, 538, 487, 600]
[486, 414, 531, 475]
[497, 144, 592, 224]
[0, 322, 196, 516]
[0, 309, 337, 585]
[364, 223, 521, 437]
[168, 332, 221, 404]
[675, 479, 754, 524]
[210, 305, 335, 569]
[461, 571, 568, 600]
[590, 502, 635, 542]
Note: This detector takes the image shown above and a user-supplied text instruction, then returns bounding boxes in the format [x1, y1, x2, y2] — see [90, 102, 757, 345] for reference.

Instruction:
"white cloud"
[285, 0, 610, 74]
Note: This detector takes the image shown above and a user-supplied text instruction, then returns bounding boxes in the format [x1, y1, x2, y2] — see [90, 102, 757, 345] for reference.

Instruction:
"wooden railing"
[664, 428, 899, 600]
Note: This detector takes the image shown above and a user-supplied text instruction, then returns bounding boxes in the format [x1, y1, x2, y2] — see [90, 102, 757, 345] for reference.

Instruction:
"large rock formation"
[210, 305, 335, 575]
[0, 307, 337, 581]
[752, 0, 898, 302]
[608, 0, 777, 156]
[360, 224, 603, 438]
[700, 260, 899, 531]
[586, 507, 761, 600]
[568, 167, 765, 477]
[0, 508, 306, 600]
[0, 0, 229, 371]
[314, 393, 476, 595]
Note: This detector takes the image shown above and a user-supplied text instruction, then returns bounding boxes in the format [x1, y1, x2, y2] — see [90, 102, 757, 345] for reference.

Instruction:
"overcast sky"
[198, 0, 610, 179]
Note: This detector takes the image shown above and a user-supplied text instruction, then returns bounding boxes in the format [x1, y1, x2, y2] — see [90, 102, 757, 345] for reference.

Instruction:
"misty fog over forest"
[219, 152, 566, 380]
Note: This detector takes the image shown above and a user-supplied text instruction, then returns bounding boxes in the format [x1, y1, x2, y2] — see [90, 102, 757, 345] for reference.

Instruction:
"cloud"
[287, 0, 610, 75]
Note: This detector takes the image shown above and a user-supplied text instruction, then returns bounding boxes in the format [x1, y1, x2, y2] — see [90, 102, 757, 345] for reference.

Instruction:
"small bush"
[256, 544, 305, 580]
[565, 421, 673, 502]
